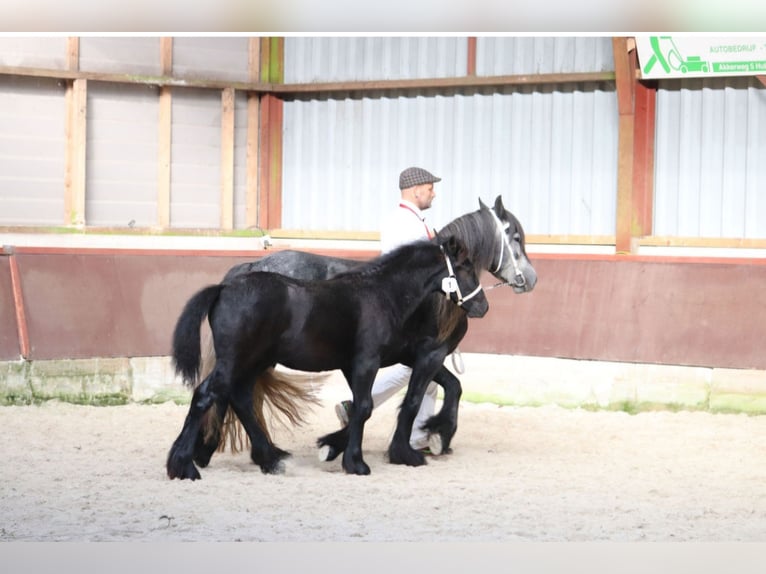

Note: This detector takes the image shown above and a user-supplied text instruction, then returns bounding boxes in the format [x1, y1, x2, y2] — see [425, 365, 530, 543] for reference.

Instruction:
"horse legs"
[388, 354, 446, 467]
[167, 371, 228, 480]
[420, 365, 462, 455]
[228, 372, 290, 475]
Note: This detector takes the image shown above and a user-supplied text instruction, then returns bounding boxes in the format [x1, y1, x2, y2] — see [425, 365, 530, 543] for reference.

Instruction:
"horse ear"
[494, 195, 506, 214]
[478, 198, 489, 211]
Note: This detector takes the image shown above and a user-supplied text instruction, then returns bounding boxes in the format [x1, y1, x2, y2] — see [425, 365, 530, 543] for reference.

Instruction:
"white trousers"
[370, 363, 439, 450]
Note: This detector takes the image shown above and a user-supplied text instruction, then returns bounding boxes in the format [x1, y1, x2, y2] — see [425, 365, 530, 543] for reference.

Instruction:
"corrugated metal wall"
[284, 37, 467, 82]
[654, 76, 766, 238]
[477, 36, 614, 75]
[0, 75, 66, 226]
[282, 36, 618, 236]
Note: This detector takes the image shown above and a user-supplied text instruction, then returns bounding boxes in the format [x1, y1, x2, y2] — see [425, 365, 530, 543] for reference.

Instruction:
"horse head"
[479, 196, 538, 294]
[438, 235, 489, 318]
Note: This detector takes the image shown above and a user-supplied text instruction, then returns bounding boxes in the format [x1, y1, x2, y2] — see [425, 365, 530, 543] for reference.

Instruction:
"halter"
[487, 208, 527, 290]
[440, 247, 484, 307]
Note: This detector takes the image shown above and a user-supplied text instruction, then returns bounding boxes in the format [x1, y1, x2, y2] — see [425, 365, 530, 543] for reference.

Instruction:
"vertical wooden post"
[614, 36, 657, 253]
[467, 36, 477, 76]
[613, 37, 636, 254]
[66, 37, 79, 71]
[64, 78, 87, 227]
[5, 248, 30, 359]
[632, 80, 656, 237]
[220, 87, 235, 230]
[157, 37, 173, 229]
[257, 37, 284, 231]
[246, 37, 261, 229]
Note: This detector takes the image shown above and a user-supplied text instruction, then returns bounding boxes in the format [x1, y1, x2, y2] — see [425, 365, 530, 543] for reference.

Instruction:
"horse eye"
[512, 232, 521, 242]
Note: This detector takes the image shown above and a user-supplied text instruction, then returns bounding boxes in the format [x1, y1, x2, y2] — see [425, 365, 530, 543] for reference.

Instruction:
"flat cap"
[399, 166, 441, 190]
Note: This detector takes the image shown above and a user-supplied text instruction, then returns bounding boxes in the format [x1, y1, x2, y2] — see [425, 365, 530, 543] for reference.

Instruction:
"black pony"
[167, 236, 488, 479]
[194, 195, 537, 468]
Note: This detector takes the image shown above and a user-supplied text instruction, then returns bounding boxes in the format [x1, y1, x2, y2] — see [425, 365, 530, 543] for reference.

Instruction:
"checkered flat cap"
[399, 167, 441, 189]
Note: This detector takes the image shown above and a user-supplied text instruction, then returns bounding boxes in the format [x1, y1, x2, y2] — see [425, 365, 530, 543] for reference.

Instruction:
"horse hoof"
[318, 445, 331, 462]
[167, 463, 201, 481]
[428, 434, 443, 456]
[260, 460, 286, 475]
[342, 460, 371, 475]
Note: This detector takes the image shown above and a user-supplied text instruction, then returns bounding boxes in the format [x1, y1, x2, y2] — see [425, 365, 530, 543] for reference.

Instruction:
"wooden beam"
[613, 37, 637, 254]
[66, 37, 79, 71]
[0, 64, 614, 96]
[632, 79, 656, 237]
[7, 250, 30, 359]
[258, 93, 283, 230]
[157, 38, 173, 229]
[246, 38, 261, 229]
[220, 87, 235, 230]
[467, 37, 477, 76]
[157, 87, 172, 228]
[64, 78, 87, 227]
[257, 38, 284, 231]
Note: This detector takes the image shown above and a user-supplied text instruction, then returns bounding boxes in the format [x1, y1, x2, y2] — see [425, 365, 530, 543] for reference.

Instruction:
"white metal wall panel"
[0, 75, 66, 226]
[477, 37, 614, 75]
[169, 88, 221, 228]
[172, 37, 250, 83]
[654, 77, 766, 238]
[0, 37, 67, 68]
[80, 37, 161, 76]
[85, 82, 159, 227]
[282, 83, 618, 235]
[284, 37, 467, 82]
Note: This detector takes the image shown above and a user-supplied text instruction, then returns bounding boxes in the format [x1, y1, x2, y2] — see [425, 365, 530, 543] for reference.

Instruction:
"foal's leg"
[318, 365, 376, 475]
[167, 371, 228, 480]
[388, 354, 446, 467]
[420, 365, 462, 454]
[228, 371, 290, 475]
[342, 367, 376, 475]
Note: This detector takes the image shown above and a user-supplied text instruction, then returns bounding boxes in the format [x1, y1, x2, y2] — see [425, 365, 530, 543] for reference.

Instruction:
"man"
[335, 166, 442, 454]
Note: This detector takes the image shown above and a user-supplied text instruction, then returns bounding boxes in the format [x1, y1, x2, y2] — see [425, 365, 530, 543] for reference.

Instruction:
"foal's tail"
[172, 284, 224, 387]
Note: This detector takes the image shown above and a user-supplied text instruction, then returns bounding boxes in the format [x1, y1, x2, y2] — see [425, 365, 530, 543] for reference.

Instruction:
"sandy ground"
[1, 374, 765, 543]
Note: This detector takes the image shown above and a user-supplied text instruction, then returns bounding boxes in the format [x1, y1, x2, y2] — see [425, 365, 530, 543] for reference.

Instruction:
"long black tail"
[172, 284, 224, 387]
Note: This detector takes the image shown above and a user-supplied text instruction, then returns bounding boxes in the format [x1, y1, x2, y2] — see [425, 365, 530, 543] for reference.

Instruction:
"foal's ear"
[443, 235, 468, 261]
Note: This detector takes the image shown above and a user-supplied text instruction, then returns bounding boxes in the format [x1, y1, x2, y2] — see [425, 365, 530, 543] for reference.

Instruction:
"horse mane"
[436, 209, 497, 275]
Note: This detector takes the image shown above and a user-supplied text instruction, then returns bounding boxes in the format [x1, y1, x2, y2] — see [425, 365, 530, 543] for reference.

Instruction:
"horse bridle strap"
[488, 208, 526, 289]
[440, 248, 483, 306]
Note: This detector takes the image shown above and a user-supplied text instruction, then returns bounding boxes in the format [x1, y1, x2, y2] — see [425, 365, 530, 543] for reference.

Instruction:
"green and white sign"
[636, 36, 766, 79]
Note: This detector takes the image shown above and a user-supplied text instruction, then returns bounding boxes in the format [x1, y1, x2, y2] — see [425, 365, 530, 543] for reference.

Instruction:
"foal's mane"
[332, 239, 437, 280]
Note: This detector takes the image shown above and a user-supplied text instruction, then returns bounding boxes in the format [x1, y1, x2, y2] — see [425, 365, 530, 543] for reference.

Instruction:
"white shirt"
[380, 199, 435, 254]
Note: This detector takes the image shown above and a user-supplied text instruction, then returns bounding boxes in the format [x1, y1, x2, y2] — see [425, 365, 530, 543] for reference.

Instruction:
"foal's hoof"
[260, 459, 286, 475]
[167, 459, 201, 481]
[318, 445, 338, 462]
[428, 434, 444, 456]
[342, 458, 371, 475]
